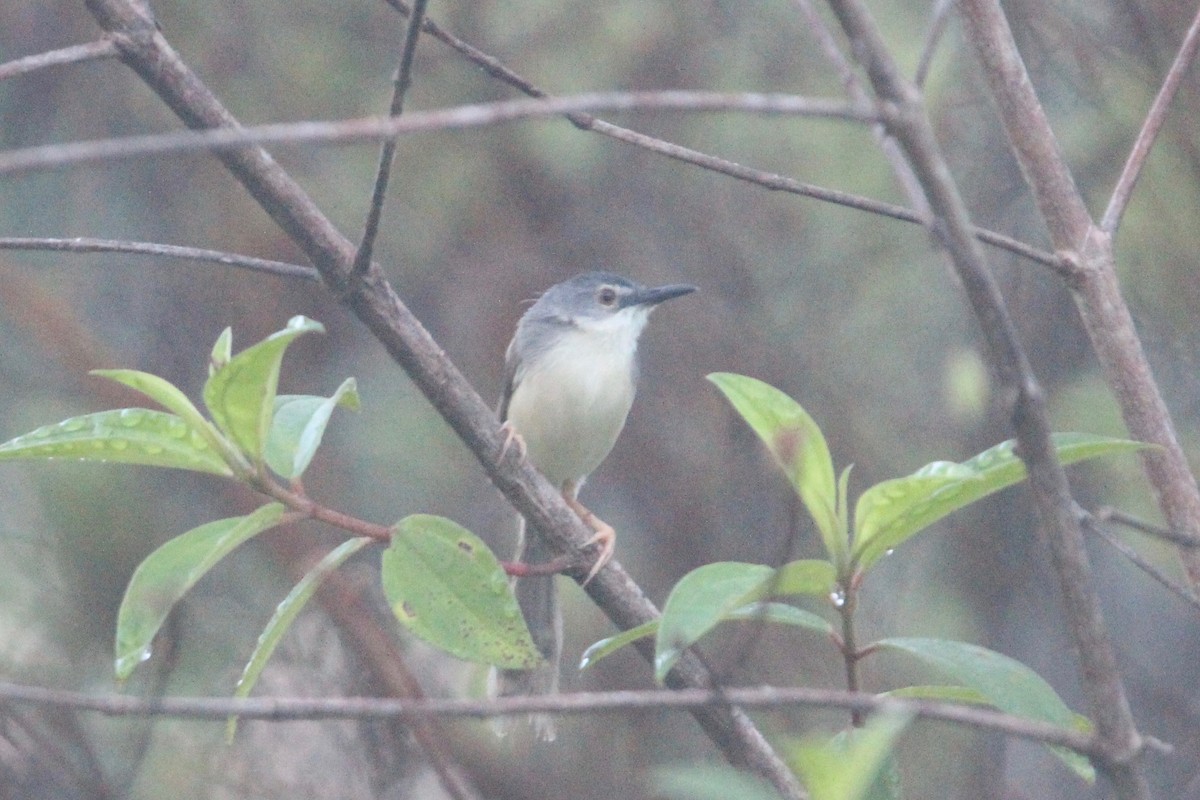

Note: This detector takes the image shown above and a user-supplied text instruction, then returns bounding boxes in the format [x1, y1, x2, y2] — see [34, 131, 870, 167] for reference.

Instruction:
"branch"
[382, 0, 1066, 273]
[0, 107, 1060, 272]
[0, 91, 872, 175]
[792, 0, 932, 218]
[82, 2, 802, 796]
[0, 236, 319, 282]
[958, 0, 1200, 596]
[0, 39, 118, 80]
[0, 680, 1105, 756]
[352, 0, 430, 277]
[825, 0, 1151, 795]
[1081, 510, 1200, 612]
[1101, 5, 1200, 234]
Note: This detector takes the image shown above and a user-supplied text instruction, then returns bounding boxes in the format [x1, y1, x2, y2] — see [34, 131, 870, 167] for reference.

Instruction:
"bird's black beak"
[628, 283, 697, 308]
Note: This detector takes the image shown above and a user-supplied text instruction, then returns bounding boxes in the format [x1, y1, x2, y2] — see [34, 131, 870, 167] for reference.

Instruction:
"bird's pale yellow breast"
[505, 314, 642, 488]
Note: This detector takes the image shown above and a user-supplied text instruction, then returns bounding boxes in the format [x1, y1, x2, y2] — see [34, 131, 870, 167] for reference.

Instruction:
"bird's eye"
[597, 286, 618, 306]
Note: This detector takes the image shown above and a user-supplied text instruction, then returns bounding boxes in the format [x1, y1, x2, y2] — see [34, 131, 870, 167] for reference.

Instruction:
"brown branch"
[1081, 511, 1200, 612]
[82, 1, 802, 796]
[385, 0, 1063, 272]
[1101, 5, 1200, 234]
[1095, 506, 1200, 547]
[792, 0, 932, 218]
[0, 109, 1060, 272]
[0, 236, 319, 282]
[0, 680, 1106, 756]
[351, 0, 430, 278]
[0, 39, 118, 80]
[958, 0, 1200, 599]
[0, 91, 872, 175]
[825, 0, 1151, 795]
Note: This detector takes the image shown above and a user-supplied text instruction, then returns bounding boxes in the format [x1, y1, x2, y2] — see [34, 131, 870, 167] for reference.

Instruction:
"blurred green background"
[1, 1, 1198, 798]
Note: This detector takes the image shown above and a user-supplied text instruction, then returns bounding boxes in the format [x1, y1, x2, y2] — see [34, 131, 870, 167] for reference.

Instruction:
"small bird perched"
[492, 271, 696, 740]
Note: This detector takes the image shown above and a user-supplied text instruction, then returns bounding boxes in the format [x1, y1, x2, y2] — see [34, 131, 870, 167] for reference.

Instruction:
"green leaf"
[853, 465, 974, 570]
[791, 711, 912, 800]
[708, 373, 844, 567]
[0, 409, 234, 476]
[210, 326, 233, 376]
[114, 503, 286, 679]
[226, 536, 371, 741]
[264, 378, 360, 479]
[877, 637, 1095, 781]
[91, 368, 245, 472]
[579, 620, 657, 669]
[579, 600, 831, 670]
[655, 561, 774, 682]
[203, 316, 325, 465]
[654, 764, 783, 800]
[381, 515, 541, 669]
[729, 601, 834, 635]
[852, 433, 1151, 571]
[883, 684, 992, 705]
[773, 559, 838, 596]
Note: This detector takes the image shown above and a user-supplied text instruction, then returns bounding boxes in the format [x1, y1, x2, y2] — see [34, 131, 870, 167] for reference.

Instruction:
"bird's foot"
[562, 491, 615, 586]
[498, 421, 528, 463]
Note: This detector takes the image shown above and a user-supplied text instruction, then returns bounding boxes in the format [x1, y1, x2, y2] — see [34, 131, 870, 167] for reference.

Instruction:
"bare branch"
[792, 0, 932, 217]
[958, 0, 1200, 594]
[914, 0, 958, 88]
[954, 0, 1092, 248]
[0, 91, 872, 176]
[1096, 506, 1200, 548]
[0, 109, 1060, 271]
[1081, 511, 1200, 612]
[352, 0, 430, 278]
[1101, 5, 1200, 234]
[827, 0, 1150, 794]
[0, 39, 118, 80]
[0, 236, 319, 282]
[0, 680, 1102, 756]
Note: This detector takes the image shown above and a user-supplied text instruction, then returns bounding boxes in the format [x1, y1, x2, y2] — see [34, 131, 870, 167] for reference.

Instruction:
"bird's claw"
[580, 525, 615, 586]
[498, 421, 528, 463]
[563, 490, 615, 586]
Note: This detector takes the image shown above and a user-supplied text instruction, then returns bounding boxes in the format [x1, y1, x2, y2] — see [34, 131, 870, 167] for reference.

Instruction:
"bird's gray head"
[523, 271, 697, 330]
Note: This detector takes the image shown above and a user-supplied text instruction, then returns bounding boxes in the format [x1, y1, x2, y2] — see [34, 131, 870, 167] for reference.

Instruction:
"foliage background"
[1, 1, 1197, 798]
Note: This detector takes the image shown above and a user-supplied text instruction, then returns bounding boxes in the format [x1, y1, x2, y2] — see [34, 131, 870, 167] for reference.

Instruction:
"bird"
[490, 271, 696, 740]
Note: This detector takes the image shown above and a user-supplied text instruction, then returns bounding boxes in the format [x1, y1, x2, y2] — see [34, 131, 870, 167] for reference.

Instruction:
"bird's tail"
[489, 517, 562, 741]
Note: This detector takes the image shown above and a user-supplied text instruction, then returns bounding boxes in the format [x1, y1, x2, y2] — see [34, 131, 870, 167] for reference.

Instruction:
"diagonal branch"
[352, 0, 430, 277]
[957, 0, 1200, 595]
[1101, 5, 1200, 234]
[81, 1, 802, 796]
[380, 0, 1059, 270]
[825, 0, 1150, 796]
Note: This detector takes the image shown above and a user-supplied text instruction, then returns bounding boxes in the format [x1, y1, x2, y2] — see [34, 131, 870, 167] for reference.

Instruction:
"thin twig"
[1101, 5, 1200, 234]
[0, 39, 118, 80]
[1096, 506, 1200, 548]
[792, 0, 932, 217]
[1080, 511, 1200, 612]
[0, 108, 1059, 269]
[0, 681, 1101, 755]
[915, 0, 958, 88]
[383, 0, 1059, 270]
[352, 0, 430, 278]
[0, 91, 872, 176]
[0, 236, 319, 282]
